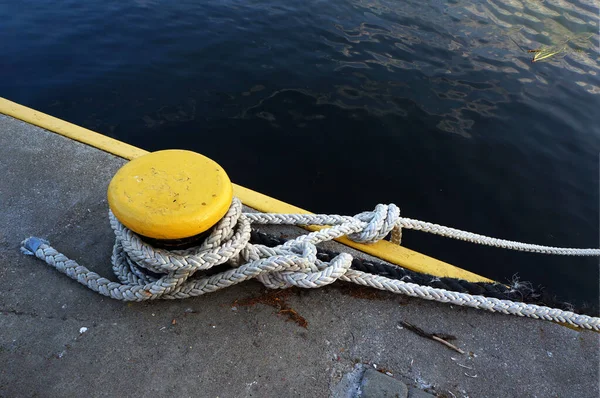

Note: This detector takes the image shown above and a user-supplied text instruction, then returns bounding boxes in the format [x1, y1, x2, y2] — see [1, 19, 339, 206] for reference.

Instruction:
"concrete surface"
[360, 369, 409, 398]
[0, 114, 598, 397]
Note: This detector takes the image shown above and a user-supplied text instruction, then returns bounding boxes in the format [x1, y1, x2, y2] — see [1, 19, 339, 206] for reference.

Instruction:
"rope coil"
[21, 198, 600, 330]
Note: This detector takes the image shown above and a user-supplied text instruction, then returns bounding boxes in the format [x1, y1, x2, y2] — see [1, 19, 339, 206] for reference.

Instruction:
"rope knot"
[348, 204, 401, 244]
[257, 241, 353, 290]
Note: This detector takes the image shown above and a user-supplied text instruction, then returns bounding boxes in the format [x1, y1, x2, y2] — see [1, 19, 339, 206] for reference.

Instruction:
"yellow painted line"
[0, 97, 493, 283]
[0, 97, 147, 160]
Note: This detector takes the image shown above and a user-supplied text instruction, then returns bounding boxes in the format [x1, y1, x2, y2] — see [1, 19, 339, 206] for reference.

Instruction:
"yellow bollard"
[107, 150, 233, 245]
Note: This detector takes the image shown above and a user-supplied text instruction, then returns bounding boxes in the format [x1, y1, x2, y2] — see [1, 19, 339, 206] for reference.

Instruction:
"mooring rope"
[21, 199, 600, 330]
[251, 231, 590, 314]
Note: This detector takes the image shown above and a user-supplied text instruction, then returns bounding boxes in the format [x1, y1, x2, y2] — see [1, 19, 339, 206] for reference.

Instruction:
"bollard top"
[107, 150, 233, 240]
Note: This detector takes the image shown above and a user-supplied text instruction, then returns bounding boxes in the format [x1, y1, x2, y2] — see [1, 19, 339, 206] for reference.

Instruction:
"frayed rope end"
[20, 237, 49, 256]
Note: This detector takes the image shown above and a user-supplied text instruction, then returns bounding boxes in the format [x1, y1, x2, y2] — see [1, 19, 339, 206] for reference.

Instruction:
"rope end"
[20, 237, 49, 256]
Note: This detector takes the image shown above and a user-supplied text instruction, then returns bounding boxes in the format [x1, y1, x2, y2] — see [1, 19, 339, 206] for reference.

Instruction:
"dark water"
[2, 0, 599, 311]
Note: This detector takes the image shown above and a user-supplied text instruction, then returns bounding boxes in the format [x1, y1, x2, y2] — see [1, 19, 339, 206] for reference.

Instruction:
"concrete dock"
[0, 114, 598, 397]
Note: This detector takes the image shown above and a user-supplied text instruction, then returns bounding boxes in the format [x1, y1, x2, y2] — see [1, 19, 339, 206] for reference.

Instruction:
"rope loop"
[348, 203, 400, 244]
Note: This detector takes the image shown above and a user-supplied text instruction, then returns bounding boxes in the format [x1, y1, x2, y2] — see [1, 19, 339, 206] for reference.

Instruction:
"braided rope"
[245, 204, 600, 255]
[252, 230, 589, 313]
[21, 199, 600, 330]
[397, 218, 600, 256]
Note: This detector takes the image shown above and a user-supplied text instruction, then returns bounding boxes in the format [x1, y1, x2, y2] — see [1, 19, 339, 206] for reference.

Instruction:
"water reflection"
[31, 0, 598, 140]
[311, 0, 599, 136]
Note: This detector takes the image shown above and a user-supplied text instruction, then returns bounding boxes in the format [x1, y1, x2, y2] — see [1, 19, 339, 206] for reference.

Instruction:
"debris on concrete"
[234, 288, 308, 328]
[401, 321, 464, 354]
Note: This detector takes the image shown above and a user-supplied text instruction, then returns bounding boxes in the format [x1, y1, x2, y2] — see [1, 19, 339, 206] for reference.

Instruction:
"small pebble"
[79, 327, 88, 334]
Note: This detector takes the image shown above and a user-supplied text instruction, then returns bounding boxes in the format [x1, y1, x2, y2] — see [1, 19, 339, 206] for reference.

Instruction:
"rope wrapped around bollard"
[21, 198, 600, 330]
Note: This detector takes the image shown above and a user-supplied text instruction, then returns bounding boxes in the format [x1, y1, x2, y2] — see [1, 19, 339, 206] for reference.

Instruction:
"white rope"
[21, 199, 600, 330]
[246, 204, 600, 256]
[397, 218, 600, 256]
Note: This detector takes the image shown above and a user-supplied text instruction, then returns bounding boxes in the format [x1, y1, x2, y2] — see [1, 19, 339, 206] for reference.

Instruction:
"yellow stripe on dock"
[0, 97, 493, 283]
[0, 98, 147, 160]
